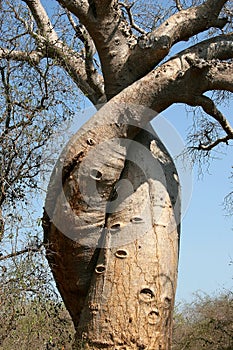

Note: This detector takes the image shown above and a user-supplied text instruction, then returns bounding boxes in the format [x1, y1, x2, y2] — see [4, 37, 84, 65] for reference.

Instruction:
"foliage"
[0, 1, 81, 244]
[0, 59, 78, 206]
[1, 279, 233, 350]
[0, 249, 75, 350]
[172, 292, 233, 349]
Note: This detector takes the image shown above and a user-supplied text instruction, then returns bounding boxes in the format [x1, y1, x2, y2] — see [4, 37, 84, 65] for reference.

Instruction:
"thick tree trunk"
[73, 126, 180, 350]
[43, 106, 180, 349]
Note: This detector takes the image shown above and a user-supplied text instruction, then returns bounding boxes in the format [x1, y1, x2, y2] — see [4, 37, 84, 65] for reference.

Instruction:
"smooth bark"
[44, 120, 180, 349]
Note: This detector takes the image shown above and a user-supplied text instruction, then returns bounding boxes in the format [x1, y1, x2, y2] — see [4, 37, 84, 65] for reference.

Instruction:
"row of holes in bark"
[94, 250, 129, 274]
[88, 285, 170, 325]
[139, 288, 172, 307]
[90, 166, 179, 183]
[110, 217, 144, 232]
[85, 139, 170, 326]
[91, 273, 171, 309]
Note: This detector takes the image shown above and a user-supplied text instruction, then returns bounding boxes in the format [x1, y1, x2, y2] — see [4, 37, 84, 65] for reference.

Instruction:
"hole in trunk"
[164, 297, 171, 308]
[87, 138, 95, 146]
[130, 217, 143, 224]
[148, 309, 159, 324]
[139, 288, 155, 302]
[110, 223, 121, 231]
[95, 264, 106, 274]
[90, 169, 102, 180]
[173, 172, 179, 182]
[115, 249, 128, 259]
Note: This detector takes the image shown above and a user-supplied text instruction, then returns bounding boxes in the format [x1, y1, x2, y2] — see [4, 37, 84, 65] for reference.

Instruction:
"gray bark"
[44, 120, 180, 349]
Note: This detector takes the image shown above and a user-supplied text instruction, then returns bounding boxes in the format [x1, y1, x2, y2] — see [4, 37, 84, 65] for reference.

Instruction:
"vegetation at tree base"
[172, 292, 233, 350]
[0, 0, 232, 349]
[1, 282, 232, 349]
[0, 250, 75, 350]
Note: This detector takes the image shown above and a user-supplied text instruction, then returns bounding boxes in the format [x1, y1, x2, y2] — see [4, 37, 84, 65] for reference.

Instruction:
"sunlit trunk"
[44, 113, 180, 350]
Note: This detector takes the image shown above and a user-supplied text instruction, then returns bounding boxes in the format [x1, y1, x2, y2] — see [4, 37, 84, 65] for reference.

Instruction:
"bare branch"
[19, 0, 105, 104]
[175, 0, 183, 11]
[0, 48, 43, 64]
[22, 0, 59, 42]
[64, 6, 78, 32]
[0, 244, 43, 261]
[184, 94, 233, 151]
[46, 46, 105, 103]
[9, 3, 33, 33]
[65, 8, 96, 64]
[191, 95, 233, 137]
[129, 0, 229, 80]
[0, 63, 12, 130]
[195, 135, 231, 151]
[119, 2, 146, 35]
[224, 190, 233, 215]
[47, 43, 105, 104]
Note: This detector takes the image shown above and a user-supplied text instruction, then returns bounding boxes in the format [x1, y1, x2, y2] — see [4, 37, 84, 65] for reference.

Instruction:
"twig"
[194, 95, 233, 138]
[196, 135, 231, 151]
[175, 0, 183, 11]
[0, 244, 43, 261]
[119, 2, 146, 35]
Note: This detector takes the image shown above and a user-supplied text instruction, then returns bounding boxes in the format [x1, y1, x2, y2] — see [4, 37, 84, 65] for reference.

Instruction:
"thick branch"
[56, 0, 136, 98]
[116, 35, 233, 114]
[29, 0, 230, 102]
[42, 35, 233, 152]
[128, 0, 229, 79]
[20, 0, 105, 104]
[92, 0, 115, 18]
[93, 0, 113, 8]
[191, 95, 233, 137]
[56, 0, 95, 25]
[22, 0, 59, 42]
[0, 48, 43, 64]
[206, 62, 233, 93]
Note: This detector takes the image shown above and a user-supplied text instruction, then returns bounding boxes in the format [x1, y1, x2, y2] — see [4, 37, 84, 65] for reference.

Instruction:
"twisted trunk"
[43, 102, 180, 349]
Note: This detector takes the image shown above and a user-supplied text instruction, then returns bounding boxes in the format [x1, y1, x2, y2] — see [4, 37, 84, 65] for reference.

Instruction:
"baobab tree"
[1, 0, 233, 349]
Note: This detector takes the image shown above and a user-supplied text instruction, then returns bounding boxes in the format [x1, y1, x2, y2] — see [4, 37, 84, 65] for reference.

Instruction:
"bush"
[172, 292, 233, 350]
[0, 251, 74, 349]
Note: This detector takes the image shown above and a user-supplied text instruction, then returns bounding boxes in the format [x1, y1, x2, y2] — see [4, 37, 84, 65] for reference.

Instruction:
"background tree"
[0, 249, 74, 349]
[0, 5, 79, 348]
[172, 291, 233, 350]
[0, 0, 233, 349]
